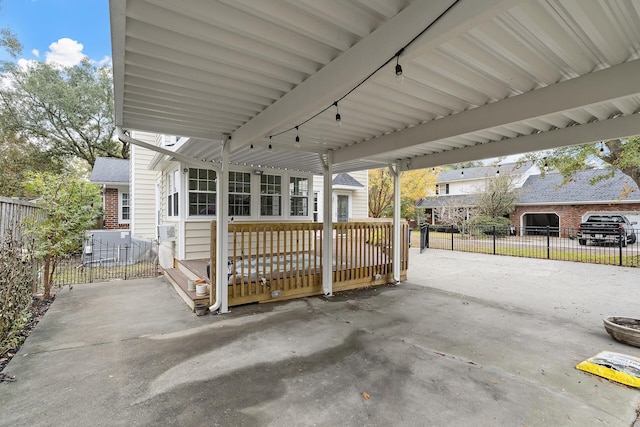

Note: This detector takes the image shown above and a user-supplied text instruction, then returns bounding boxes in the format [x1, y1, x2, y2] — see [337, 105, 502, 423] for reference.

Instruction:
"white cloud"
[45, 38, 87, 67]
[32, 49, 40, 58]
[95, 55, 112, 68]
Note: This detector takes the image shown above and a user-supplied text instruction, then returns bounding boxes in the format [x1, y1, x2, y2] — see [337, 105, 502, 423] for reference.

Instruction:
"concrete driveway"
[2, 249, 640, 426]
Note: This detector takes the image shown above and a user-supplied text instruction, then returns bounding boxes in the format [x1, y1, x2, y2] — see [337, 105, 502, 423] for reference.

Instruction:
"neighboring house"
[417, 165, 640, 236]
[418, 162, 537, 225]
[513, 169, 640, 234]
[126, 131, 369, 269]
[89, 157, 131, 230]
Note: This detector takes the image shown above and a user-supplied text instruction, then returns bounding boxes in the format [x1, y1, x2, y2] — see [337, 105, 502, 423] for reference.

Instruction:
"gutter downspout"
[116, 128, 223, 312]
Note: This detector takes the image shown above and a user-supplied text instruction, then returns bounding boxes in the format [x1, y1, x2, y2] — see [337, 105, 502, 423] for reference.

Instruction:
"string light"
[264, 2, 459, 143]
[250, 144, 254, 152]
[395, 52, 404, 83]
[268, 144, 273, 153]
[295, 126, 300, 148]
[600, 141, 604, 153]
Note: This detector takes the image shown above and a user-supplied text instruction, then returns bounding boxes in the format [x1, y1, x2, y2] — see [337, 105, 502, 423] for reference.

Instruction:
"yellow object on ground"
[576, 351, 640, 388]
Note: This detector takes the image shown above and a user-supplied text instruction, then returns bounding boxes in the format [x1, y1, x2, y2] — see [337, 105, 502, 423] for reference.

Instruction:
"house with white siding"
[123, 131, 369, 272]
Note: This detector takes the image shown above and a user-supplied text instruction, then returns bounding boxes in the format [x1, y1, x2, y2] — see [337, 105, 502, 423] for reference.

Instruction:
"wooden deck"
[164, 222, 408, 311]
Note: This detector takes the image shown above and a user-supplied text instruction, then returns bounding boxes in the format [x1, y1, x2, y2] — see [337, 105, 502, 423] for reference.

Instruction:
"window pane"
[188, 168, 216, 216]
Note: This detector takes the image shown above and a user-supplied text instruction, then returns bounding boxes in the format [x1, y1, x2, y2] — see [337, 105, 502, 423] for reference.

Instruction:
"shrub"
[465, 216, 511, 237]
[0, 232, 35, 355]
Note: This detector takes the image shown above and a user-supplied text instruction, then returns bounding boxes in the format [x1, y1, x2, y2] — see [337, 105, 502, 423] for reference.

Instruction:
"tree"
[23, 172, 102, 299]
[0, 132, 64, 197]
[0, 59, 126, 168]
[475, 175, 517, 218]
[0, 1, 22, 63]
[368, 168, 438, 219]
[525, 137, 640, 193]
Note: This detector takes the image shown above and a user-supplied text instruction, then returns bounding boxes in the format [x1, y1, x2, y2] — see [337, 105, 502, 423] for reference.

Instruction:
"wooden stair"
[164, 260, 210, 312]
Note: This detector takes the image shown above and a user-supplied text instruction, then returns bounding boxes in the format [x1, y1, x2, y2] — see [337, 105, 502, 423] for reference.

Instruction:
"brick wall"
[103, 188, 129, 230]
[510, 203, 640, 236]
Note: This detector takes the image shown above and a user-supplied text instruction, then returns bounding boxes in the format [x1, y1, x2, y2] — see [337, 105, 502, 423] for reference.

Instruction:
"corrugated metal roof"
[110, 0, 640, 174]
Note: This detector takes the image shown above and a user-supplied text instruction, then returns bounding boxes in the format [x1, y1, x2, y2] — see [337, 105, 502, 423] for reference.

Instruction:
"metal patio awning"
[110, 0, 640, 174]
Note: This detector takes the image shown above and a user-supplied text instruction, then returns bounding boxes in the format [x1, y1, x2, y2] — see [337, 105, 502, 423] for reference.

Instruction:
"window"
[167, 169, 179, 217]
[313, 192, 319, 222]
[260, 174, 281, 216]
[229, 171, 251, 216]
[289, 177, 309, 216]
[188, 168, 216, 216]
[435, 184, 439, 195]
[445, 183, 450, 194]
[120, 192, 130, 223]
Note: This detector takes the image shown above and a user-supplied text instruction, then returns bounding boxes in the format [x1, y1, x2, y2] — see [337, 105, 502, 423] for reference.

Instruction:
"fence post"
[451, 224, 454, 251]
[493, 226, 496, 255]
[619, 228, 624, 266]
[546, 226, 550, 259]
[124, 245, 130, 279]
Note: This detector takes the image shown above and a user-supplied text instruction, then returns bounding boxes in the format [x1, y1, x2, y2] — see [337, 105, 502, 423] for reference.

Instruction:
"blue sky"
[0, 0, 111, 66]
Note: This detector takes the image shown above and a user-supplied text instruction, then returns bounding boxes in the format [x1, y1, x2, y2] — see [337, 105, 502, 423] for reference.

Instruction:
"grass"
[411, 230, 640, 267]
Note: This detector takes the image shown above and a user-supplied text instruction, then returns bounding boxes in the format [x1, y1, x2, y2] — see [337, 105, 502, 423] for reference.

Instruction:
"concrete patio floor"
[1, 249, 640, 426]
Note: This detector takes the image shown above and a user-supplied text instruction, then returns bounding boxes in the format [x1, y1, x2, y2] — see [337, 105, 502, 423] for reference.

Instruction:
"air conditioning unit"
[158, 224, 176, 242]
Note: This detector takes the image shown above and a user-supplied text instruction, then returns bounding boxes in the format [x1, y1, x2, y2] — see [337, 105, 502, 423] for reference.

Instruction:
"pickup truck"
[577, 214, 637, 246]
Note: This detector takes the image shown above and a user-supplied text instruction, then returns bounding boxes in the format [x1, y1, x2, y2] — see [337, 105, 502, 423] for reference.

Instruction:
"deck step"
[164, 268, 209, 312]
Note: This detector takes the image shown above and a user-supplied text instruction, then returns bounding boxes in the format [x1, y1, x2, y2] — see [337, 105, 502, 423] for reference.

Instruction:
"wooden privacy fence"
[210, 222, 409, 306]
[0, 196, 42, 241]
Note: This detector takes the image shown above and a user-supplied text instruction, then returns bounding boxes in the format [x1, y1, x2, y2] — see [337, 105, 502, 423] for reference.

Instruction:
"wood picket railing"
[210, 222, 408, 306]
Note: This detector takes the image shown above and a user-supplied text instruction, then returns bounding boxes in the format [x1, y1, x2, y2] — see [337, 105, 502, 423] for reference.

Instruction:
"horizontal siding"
[184, 221, 211, 260]
[131, 132, 159, 240]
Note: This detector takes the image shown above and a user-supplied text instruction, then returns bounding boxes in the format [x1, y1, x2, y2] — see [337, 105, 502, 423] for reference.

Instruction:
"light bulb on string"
[295, 126, 300, 148]
[600, 141, 604, 153]
[395, 54, 404, 83]
[334, 102, 342, 127]
[250, 144, 254, 152]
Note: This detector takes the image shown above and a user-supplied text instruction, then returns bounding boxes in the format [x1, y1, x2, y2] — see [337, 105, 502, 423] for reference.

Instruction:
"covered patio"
[109, 0, 640, 313]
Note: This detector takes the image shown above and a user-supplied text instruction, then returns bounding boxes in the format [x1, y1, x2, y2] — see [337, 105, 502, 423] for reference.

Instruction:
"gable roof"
[518, 170, 640, 205]
[332, 173, 364, 188]
[90, 158, 130, 185]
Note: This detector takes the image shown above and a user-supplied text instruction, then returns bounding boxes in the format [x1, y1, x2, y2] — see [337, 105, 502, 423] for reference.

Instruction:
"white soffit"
[111, 0, 640, 174]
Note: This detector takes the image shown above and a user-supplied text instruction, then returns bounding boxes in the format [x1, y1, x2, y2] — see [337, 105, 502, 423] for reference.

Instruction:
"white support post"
[216, 139, 230, 313]
[321, 151, 334, 296]
[391, 164, 401, 284]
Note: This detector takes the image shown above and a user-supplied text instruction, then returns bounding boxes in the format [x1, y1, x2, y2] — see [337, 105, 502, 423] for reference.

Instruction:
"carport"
[109, 0, 640, 313]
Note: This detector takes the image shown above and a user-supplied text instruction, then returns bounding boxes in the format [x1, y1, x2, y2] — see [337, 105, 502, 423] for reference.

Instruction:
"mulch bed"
[0, 297, 55, 381]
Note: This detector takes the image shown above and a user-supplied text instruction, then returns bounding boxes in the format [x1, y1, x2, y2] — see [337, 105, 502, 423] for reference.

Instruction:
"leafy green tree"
[0, 132, 64, 197]
[0, 60, 126, 168]
[0, 1, 22, 62]
[23, 173, 102, 299]
[475, 175, 517, 219]
[525, 136, 640, 192]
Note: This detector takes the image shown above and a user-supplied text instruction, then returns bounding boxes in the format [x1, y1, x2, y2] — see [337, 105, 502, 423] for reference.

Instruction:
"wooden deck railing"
[210, 222, 408, 306]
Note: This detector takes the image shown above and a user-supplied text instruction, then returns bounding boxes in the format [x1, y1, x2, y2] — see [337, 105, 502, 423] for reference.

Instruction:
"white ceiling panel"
[111, 0, 640, 174]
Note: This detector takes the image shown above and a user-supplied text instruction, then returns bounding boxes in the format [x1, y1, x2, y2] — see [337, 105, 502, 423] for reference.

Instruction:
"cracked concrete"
[1, 248, 640, 426]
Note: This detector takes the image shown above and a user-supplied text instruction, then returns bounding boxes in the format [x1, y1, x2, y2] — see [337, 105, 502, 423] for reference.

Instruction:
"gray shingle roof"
[518, 169, 640, 204]
[332, 173, 363, 187]
[417, 194, 477, 208]
[89, 158, 130, 185]
[437, 162, 532, 182]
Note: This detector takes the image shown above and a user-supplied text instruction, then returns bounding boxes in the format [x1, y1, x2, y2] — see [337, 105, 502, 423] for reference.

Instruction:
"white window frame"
[260, 173, 282, 217]
[228, 171, 252, 217]
[289, 176, 310, 217]
[187, 168, 217, 218]
[167, 168, 180, 218]
[119, 190, 130, 224]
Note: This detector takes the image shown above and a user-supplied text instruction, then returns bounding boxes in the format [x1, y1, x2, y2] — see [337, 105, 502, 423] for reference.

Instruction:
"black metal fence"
[40, 238, 160, 290]
[419, 224, 640, 267]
